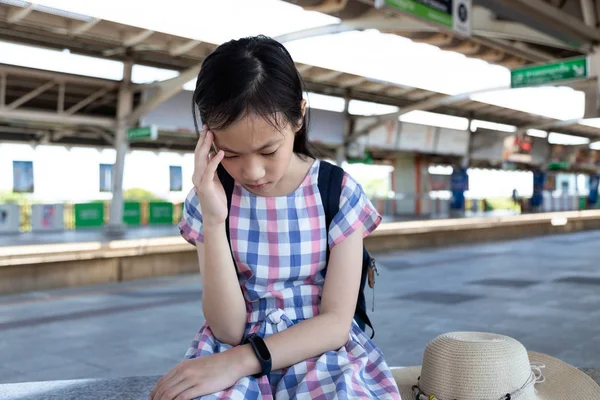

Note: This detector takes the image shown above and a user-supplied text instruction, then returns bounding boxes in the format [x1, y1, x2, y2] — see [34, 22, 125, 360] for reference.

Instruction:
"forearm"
[201, 222, 247, 345]
[231, 312, 350, 377]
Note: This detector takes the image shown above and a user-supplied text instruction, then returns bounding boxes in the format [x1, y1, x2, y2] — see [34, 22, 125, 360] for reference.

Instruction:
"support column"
[393, 154, 428, 216]
[0, 72, 6, 108]
[337, 94, 350, 166]
[586, 47, 600, 118]
[106, 60, 133, 236]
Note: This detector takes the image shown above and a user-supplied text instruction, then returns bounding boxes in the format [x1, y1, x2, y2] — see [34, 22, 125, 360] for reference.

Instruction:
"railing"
[369, 192, 599, 219]
[1, 201, 183, 233]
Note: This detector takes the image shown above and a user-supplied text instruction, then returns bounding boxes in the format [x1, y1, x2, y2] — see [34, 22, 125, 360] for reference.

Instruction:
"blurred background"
[1, 0, 600, 390]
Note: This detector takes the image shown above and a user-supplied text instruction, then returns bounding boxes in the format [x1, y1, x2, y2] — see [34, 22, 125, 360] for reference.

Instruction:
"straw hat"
[392, 332, 600, 400]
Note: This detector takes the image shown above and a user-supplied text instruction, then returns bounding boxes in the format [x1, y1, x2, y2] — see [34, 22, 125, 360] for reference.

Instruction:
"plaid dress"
[178, 159, 401, 399]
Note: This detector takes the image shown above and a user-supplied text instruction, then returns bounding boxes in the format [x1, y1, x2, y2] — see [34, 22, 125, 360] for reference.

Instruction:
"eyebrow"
[217, 139, 282, 155]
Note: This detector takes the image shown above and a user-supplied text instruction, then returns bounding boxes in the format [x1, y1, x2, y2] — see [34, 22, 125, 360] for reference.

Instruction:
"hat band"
[411, 362, 546, 400]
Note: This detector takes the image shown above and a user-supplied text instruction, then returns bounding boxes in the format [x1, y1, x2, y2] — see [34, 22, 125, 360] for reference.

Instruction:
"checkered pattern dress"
[178, 159, 401, 399]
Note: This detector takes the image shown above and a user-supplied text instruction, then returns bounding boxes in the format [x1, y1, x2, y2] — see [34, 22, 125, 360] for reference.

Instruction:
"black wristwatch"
[243, 333, 272, 378]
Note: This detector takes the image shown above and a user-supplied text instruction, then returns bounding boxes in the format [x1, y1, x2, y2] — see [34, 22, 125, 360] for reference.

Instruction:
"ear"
[296, 99, 307, 133]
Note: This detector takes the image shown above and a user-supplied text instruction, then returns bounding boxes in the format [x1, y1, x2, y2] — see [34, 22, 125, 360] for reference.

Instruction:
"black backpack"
[217, 160, 377, 339]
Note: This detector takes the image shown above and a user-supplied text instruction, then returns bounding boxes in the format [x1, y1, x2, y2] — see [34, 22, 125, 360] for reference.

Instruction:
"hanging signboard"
[511, 57, 588, 89]
[31, 204, 65, 232]
[127, 125, 158, 142]
[13, 161, 34, 193]
[99, 164, 113, 193]
[170, 166, 183, 192]
[429, 173, 451, 191]
[377, 0, 472, 37]
[502, 133, 533, 164]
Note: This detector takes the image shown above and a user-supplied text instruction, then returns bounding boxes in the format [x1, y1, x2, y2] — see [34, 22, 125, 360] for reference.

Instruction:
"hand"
[192, 126, 227, 227]
[149, 352, 241, 400]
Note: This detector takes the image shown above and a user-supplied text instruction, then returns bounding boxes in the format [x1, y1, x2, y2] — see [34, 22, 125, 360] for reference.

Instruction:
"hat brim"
[392, 351, 600, 400]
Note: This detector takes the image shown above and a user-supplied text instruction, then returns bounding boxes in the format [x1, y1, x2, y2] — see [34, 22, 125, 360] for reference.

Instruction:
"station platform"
[1, 230, 600, 397]
[2, 209, 600, 296]
[0, 210, 518, 249]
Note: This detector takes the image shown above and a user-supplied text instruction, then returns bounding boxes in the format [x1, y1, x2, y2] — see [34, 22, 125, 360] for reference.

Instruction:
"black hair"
[192, 35, 316, 159]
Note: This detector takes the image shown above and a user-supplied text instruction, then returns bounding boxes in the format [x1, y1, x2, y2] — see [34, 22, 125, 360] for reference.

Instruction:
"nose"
[242, 158, 265, 183]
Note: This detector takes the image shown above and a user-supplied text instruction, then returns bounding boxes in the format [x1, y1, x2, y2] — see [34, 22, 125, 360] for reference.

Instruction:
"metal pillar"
[587, 48, 600, 119]
[0, 73, 6, 108]
[337, 94, 350, 166]
[106, 60, 133, 236]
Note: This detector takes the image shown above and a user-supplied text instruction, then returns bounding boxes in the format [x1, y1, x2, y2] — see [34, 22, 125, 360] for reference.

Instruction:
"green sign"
[383, 0, 471, 36]
[123, 201, 141, 226]
[548, 161, 570, 171]
[511, 57, 588, 88]
[74, 203, 104, 228]
[148, 202, 174, 225]
[127, 125, 158, 142]
[348, 152, 374, 165]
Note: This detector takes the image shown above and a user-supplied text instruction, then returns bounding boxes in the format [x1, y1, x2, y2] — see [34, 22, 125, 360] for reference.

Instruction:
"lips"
[247, 182, 270, 191]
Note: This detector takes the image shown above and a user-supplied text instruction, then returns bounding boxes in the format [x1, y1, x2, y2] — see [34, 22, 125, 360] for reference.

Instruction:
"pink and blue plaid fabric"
[178, 159, 401, 399]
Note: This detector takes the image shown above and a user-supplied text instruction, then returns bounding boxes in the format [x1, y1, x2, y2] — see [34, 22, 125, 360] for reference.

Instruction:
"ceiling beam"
[65, 87, 112, 115]
[123, 29, 154, 47]
[69, 18, 101, 36]
[472, 7, 589, 51]
[7, 4, 35, 24]
[312, 70, 344, 83]
[0, 108, 115, 128]
[127, 62, 202, 125]
[477, 0, 600, 47]
[347, 85, 510, 143]
[517, 118, 584, 133]
[274, 23, 358, 43]
[169, 40, 202, 57]
[7, 80, 56, 110]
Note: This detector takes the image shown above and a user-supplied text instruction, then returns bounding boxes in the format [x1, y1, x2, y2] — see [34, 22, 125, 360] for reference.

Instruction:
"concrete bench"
[1, 370, 599, 400]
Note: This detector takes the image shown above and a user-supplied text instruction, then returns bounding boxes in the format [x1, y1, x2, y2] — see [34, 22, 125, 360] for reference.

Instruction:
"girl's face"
[212, 113, 298, 196]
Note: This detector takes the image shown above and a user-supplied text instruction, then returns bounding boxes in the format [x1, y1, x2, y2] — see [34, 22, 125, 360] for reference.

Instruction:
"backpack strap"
[317, 160, 375, 339]
[317, 161, 345, 264]
[216, 164, 238, 272]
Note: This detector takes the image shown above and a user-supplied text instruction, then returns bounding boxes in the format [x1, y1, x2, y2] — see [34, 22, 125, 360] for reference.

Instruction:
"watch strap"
[243, 333, 272, 378]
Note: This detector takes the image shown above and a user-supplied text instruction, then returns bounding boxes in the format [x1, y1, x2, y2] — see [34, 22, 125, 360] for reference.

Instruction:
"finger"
[174, 384, 209, 400]
[194, 128, 212, 163]
[204, 150, 224, 180]
[160, 379, 195, 400]
[155, 373, 185, 400]
[150, 370, 178, 399]
[194, 125, 208, 153]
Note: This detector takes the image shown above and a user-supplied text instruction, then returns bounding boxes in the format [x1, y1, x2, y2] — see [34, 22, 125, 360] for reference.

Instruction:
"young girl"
[150, 35, 401, 400]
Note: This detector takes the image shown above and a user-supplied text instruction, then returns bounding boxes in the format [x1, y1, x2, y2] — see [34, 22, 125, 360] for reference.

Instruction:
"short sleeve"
[178, 187, 204, 245]
[327, 172, 382, 249]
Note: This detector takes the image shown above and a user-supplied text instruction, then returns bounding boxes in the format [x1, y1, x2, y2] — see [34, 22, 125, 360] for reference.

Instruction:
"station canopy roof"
[1, 0, 600, 151]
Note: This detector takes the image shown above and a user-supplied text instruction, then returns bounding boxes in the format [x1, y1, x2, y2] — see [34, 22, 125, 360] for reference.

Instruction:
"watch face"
[254, 336, 271, 360]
